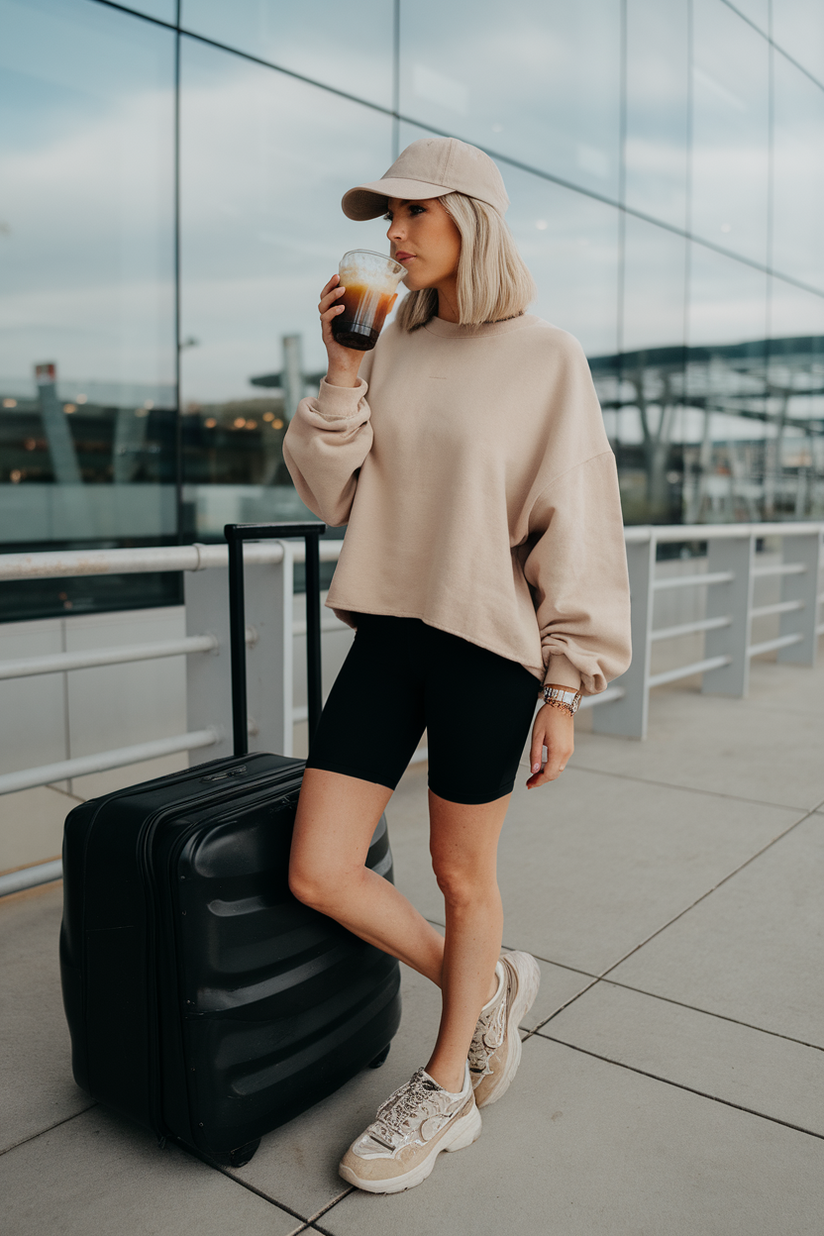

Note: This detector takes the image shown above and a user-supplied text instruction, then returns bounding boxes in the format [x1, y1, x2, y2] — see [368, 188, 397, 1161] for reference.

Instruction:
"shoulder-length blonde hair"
[395, 192, 536, 331]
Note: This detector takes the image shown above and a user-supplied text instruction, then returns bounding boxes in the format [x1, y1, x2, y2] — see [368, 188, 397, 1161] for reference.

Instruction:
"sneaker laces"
[368, 1068, 445, 1149]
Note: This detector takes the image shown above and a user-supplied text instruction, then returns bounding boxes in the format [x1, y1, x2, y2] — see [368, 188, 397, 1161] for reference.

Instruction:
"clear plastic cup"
[331, 250, 406, 351]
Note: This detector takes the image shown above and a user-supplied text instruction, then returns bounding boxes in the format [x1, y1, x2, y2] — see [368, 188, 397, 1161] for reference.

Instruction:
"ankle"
[425, 1060, 466, 1095]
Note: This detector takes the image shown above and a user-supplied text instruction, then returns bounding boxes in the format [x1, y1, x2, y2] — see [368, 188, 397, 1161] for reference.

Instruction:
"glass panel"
[772, 52, 824, 293]
[120, 0, 178, 23]
[603, 217, 688, 524]
[624, 0, 689, 230]
[691, 0, 769, 265]
[622, 216, 687, 353]
[684, 244, 770, 522]
[180, 37, 394, 539]
[499, 165, 620, 358]
[727, 0, 769, 34]
[772, 0, 824, 85]
[767, 280, 824, 519]
[180, 0, 394, 110]
[398, 0, 622, 200]
[0, 0, 178, 616]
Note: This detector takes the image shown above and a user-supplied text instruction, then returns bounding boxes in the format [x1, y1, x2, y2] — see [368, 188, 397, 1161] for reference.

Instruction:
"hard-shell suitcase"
[60, 522, 401, 1166]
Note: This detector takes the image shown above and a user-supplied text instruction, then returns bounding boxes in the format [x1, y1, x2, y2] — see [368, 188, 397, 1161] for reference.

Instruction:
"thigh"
[423, 628, 539, 805]
[306, 613, 427, 792]
[291, 767, 393, 883]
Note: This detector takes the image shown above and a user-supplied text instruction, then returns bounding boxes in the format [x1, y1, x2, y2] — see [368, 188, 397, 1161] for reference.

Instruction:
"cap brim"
[341, 176, 451, 220]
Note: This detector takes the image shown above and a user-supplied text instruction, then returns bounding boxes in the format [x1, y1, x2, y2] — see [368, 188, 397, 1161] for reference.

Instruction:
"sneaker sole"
[475, 951, 541, 1109]
[338, 1102, 482, 1194]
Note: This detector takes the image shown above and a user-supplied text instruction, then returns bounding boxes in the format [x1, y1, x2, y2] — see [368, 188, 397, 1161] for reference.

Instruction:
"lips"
[394, 252, 415, 263]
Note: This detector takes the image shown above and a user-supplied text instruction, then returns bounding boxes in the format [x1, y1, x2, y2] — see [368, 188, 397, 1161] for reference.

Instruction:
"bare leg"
[289, 768, 446, 984]
[424, 789, 510, 1093]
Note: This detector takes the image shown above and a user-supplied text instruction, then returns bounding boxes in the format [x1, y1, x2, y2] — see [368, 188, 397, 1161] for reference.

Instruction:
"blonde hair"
[395, 192, 536, 331]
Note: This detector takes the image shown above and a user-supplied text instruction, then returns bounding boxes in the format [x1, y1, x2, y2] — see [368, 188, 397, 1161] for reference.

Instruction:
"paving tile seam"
[0, 1101, 97, 1159]
[592, 977, 824, 1053]
[523, 951, 598, 979]
[521, 976, 602, 1043]
[582, 805, 819, 984]
[305, 1187, 356, 1226]
[523, 972, 824, 1054]
[532, 1032, 824, 1143]
[209, 1159, 311, 1224]
[568, 761, 812, 813]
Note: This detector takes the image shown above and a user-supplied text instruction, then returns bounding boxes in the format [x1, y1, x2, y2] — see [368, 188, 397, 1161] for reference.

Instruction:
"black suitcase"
[60, 521, 401, 1166]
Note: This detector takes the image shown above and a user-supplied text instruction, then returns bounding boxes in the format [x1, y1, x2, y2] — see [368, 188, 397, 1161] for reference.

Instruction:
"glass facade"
[1, 0, 823, 618]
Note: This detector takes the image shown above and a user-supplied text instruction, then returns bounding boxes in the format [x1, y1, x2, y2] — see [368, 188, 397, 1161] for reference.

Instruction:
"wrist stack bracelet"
[538, 683, 582, 716]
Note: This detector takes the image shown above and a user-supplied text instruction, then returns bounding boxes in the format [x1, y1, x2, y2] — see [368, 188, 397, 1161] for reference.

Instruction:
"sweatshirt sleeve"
[282, 377, 373, 527]
[523, 449, 632, 695]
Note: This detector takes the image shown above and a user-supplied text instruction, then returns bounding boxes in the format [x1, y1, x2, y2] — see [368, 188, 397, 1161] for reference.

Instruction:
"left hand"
[526, 703, 575, 789]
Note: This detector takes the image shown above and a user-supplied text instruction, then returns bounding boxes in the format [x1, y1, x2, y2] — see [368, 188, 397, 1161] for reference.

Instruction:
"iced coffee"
[332, 250, 406, 351]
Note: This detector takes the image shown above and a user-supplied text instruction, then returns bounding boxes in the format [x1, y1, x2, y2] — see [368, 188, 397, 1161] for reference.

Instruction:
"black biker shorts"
[305, 614, 539, 805]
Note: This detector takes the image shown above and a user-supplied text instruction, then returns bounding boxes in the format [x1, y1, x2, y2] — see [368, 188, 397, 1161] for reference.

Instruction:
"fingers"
[526, 707, 574, 789]
[319, 279, 346, 322]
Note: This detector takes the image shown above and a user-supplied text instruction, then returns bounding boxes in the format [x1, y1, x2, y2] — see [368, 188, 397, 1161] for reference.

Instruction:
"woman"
[283, 136, 631, 1194]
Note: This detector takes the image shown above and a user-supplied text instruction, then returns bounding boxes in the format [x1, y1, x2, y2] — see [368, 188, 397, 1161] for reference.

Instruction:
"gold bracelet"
[538, 684, 582, 716]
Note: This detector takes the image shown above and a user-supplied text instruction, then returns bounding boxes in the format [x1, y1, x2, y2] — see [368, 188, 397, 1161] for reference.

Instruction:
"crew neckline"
[423, 313, 538, 339]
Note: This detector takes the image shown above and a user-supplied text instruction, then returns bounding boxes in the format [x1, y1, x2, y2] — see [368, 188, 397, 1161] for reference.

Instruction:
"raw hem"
[327, 600, 547, 684]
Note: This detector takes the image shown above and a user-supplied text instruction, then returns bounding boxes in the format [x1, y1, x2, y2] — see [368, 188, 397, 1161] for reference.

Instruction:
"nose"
[386, 216, 404, 244]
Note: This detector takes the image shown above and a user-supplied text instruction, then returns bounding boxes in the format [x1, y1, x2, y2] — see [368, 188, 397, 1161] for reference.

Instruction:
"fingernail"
[532, 763, 540, 773]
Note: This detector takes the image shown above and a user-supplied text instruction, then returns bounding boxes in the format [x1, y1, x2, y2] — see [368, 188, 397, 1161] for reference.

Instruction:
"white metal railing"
[0, 521, 822, 896]
[591, 521, 824, 741]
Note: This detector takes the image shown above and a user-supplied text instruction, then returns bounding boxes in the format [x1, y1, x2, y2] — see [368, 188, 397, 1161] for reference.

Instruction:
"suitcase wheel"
[368, 1044, 391, 1069]
[210, 1138, 261, 1168]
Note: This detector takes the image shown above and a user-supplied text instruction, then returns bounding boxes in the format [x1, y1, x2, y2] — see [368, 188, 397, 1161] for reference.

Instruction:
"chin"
[401, 272, 428, 294]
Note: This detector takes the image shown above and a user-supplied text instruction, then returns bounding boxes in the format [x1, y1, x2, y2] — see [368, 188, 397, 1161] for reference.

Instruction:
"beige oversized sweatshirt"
[283, 313, 631, 695]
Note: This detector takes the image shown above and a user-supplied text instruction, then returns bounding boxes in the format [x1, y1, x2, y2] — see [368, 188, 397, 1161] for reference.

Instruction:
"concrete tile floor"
[2, 653, 823, 1235]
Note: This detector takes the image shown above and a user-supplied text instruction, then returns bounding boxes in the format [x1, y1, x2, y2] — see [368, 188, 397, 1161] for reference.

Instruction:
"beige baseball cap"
[342, 137, 510, 220]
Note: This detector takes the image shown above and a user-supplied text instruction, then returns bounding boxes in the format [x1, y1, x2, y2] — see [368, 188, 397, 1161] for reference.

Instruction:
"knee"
[288, 858, 333, 913]
[431, 853, 490, 911]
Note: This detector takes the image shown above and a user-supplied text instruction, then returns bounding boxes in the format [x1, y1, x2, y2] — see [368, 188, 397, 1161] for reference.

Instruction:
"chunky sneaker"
[469, 951, 541, 1108]
[338, 1063, 481, 1194]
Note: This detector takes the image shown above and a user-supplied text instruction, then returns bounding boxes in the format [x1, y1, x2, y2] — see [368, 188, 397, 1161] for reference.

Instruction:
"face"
[384, 197, 461, 294]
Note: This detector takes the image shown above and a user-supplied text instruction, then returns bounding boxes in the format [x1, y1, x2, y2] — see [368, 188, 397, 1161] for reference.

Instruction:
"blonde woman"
[284, 137, 631, 1193]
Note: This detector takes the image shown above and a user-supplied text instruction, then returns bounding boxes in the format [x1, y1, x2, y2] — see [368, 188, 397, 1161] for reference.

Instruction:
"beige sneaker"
[469, 951, 541, 1108]
[338, 1063, 481, 1194]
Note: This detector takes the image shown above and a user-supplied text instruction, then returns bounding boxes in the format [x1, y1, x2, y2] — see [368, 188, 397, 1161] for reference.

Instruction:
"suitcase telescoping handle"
[224, 522, 327, 759]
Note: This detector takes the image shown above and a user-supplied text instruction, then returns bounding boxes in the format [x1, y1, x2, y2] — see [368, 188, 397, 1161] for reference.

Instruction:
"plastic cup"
[331, 250, 406, 351]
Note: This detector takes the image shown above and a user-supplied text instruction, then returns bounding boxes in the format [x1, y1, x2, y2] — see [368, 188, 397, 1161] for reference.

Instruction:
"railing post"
[184, 562, 234, 764]
[591, 533, 655, 739]
[777, 532, 822, 667]
[702, 534, 754, 697]
[244, 542, 294, 757]
[184, 553, 294, 763]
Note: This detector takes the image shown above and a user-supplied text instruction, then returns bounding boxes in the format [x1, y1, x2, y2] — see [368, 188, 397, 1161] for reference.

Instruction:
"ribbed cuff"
[316, 376, 368, 419]
[543, 654, 582, 692]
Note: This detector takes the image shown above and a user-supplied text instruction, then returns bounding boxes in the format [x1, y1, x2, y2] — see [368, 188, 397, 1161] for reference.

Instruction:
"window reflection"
[181, 0, 395, 109]
[121, 0, 177, 23]
[768, 281, 824, 521]
[398, 0, 622, 200]
[727, 0, 769, 34]
[624, 0, 689, 230]
[486, 154, 620, 357]
[179, 37, 394, 538]
[685, 245, 772, 523]
[603, 218, 688, 523]
[772, 0, 824, 85]
[0, 0, 176, 547]
[691, 0, 769, 265]
[772, 52, 824, 292]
